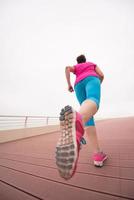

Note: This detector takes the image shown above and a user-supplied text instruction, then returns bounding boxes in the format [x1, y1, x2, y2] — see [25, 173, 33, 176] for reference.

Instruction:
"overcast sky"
[0, 0, 134, 119]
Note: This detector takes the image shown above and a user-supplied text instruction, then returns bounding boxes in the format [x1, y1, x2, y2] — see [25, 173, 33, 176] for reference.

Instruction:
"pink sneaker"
[93, 151, 108, 167]
[56, 105, 84, 180]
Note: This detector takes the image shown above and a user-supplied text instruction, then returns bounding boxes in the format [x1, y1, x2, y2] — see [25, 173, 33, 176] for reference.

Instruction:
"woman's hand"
[68, 85, 74, 92]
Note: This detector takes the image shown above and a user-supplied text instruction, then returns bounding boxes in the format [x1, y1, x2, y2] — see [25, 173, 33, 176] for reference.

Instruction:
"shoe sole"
[94, 156, 108, 167]
[55, 105, 78, 180]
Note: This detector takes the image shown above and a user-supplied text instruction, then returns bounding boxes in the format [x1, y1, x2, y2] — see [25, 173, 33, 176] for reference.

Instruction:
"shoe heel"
[94, 161, 103, 167]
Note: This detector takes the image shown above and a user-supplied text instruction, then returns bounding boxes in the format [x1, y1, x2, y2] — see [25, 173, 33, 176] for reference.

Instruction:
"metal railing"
[0, 115, 59, 130]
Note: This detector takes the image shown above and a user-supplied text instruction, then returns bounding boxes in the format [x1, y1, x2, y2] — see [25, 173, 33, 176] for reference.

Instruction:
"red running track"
[0, 117, 134, 200]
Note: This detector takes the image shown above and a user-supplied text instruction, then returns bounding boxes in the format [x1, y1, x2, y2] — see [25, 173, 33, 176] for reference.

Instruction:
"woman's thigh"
[74, 81, 95, 127]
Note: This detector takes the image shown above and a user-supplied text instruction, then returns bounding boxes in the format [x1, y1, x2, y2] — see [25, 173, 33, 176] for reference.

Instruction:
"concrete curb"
[0, 125, 60, 144]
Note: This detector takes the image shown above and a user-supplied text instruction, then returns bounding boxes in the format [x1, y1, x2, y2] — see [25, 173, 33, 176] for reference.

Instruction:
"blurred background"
[0, 0, 134, 120]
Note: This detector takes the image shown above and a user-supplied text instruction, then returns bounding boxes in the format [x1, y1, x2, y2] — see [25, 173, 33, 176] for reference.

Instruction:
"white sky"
[0, 0, 134, 119]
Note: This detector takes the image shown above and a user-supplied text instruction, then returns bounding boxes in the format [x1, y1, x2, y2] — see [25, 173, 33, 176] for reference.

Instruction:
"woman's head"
[76, 54, 86, 63]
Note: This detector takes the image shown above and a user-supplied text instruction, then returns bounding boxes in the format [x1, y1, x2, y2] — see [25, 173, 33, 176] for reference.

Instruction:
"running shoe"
[56, 105, 84, 180]
[93, 151, 108, 167]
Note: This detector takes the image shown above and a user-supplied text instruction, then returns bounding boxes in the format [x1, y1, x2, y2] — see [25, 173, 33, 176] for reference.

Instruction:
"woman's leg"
[78, 77, 107, 167]
[74, 79, 101, 153]
[85, 126, 101, 153]
[78, 77, 101, 153]
[79, 99, 98, 125]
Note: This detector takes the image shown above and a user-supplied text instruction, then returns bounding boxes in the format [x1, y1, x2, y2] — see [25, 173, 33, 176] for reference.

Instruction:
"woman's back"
[74, 62, 99, 85]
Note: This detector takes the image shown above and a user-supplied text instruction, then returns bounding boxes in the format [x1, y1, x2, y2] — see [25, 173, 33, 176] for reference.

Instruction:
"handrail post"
[46, 117, 49, 125]
[25, 116, 28, 128]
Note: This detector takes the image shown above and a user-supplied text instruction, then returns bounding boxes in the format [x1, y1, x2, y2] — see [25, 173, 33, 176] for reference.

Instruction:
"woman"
[56, 54, 107, 180]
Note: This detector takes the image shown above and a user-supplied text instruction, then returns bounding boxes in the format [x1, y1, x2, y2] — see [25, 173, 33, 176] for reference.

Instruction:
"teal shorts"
[74, 76, 101, 127]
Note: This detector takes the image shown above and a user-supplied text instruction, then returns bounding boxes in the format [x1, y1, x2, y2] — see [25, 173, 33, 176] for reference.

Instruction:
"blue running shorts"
[74, 76, 101, 127]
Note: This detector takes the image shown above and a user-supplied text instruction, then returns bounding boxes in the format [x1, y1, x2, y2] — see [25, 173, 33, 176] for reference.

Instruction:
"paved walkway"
[0, 117, 134, 200]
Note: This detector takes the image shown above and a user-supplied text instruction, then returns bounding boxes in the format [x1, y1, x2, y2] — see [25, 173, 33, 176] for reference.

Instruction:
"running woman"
[56, 55, 108, 180]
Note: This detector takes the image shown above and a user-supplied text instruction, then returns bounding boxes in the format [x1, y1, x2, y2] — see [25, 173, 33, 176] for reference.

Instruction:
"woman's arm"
[95, 66, 104, 83]
[65, 66, 75, 92]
